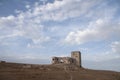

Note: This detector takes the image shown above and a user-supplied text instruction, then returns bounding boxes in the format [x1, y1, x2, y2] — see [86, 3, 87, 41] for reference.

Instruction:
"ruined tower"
[52, 51, 82, 67]
[71, 51, 81, 67]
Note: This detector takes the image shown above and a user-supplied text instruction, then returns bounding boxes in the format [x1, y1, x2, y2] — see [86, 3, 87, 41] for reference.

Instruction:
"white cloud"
[0, 30, 24, 39]
[0, 8, 50, 46]
[111, 41, 120, 54]
[1, 0, 101, 46]
[31, 0, 103, 21]
[64, 19, 120, 45]
[0, 16, 50, 46]
[0, 0, 119, 47]
[82, 41, 120, 71]
[82, 41, 120, 62]
[0, 15, 16, 29]
[25, 5, 30, 9]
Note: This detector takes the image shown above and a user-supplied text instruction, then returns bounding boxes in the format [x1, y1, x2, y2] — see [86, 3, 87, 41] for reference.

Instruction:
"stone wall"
[52, 57, 76, 65]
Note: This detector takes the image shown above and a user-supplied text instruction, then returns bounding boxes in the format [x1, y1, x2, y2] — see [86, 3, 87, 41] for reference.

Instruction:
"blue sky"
[0, 0, 120, 71]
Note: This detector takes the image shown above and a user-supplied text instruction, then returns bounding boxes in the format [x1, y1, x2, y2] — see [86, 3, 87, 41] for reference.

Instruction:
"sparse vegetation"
[0, 62, 120, 80]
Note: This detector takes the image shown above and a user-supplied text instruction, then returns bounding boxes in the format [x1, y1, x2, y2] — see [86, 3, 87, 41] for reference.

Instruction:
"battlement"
[52, 51, 81, 67]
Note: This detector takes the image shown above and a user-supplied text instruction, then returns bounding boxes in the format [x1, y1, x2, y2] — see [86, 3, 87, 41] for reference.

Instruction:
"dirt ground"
[0, 62, 120, 80]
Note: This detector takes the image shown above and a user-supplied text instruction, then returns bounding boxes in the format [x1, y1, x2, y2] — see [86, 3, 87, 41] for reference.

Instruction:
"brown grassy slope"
[0, 62, 120, 80]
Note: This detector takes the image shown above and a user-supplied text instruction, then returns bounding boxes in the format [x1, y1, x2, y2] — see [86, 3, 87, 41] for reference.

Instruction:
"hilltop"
[0, 62, 120, 80]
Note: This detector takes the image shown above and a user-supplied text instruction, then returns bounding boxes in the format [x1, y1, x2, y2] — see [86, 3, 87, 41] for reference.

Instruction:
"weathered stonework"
[52, 57, 76, 64]
[52, 51, 81, 67]
[71, 51, 81, 67]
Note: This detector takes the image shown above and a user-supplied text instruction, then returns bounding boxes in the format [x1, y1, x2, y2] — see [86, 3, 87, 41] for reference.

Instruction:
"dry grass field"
[0, 62, 120, 80]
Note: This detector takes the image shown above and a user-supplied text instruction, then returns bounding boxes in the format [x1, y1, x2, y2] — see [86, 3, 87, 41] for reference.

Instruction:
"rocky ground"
[0, 62, 120, 80]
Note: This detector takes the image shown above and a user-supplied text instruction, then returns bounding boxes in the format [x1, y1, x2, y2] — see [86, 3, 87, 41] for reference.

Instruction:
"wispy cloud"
[0, 0, 104, 47]
[64, 19, 120, 45]
[111, 41, 120, 54]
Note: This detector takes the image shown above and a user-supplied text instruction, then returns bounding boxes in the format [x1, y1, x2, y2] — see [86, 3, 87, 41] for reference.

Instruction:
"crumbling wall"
[52, 57, 76, 65]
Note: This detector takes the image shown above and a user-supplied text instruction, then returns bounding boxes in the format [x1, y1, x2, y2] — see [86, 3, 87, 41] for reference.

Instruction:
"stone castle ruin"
[52, 51, 81, 67]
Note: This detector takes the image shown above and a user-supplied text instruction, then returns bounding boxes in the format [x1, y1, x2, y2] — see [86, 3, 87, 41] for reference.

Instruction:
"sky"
[0, 0, 120, 72]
